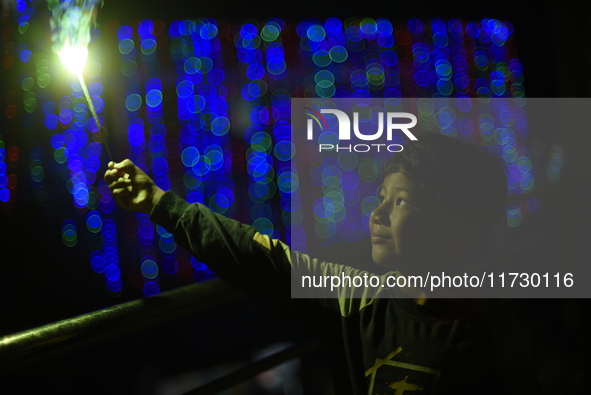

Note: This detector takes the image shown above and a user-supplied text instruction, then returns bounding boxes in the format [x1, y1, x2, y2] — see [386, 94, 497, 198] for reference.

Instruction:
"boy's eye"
[395, 198, 408, 206]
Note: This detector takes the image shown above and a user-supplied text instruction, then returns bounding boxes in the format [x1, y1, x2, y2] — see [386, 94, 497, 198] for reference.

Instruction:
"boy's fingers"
[104, 168, 123, 184]
[109, 177, 132, 190]
[112, 188, 131, 197]
[114, 159, 136, 176]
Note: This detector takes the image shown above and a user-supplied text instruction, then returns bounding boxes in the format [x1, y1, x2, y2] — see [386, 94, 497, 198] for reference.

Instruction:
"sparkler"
[57, 42, 112, 159]
[50, 0, 112, 159]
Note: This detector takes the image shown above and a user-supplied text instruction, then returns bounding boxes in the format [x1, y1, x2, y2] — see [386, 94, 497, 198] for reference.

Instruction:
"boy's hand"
[104, 159, 165, 215]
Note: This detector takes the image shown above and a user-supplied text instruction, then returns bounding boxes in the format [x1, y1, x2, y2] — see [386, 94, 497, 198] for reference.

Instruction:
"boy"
[105, 133, 538, 394]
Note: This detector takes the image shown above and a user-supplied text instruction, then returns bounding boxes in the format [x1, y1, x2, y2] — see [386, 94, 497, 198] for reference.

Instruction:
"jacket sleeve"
[150, 190, 383, 314]
[150, 190, 292, 298]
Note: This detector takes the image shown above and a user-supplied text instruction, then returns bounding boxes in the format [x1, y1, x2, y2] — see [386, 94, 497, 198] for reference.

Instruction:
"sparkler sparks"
[50, 0, 111, 159]
[56, 39, 88, 74]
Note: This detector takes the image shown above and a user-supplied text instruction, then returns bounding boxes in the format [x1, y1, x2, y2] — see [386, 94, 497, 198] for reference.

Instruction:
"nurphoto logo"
[304, 107, 418, 152]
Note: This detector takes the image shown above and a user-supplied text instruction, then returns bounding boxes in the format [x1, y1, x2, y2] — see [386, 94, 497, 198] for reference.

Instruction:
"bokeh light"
[0, 12, 544, 299]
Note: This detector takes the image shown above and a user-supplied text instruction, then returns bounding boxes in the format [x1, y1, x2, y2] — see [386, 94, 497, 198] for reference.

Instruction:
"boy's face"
[370, 172, 456, 271]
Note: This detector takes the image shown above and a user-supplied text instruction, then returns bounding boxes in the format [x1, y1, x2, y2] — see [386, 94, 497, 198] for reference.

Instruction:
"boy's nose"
[370, 204, 388, 226]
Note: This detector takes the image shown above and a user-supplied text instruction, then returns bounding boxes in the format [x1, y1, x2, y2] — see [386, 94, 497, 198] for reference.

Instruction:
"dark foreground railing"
[0, 279, 242, 371]
[0, 279, 323, 393]
[184, 339, 322, 395]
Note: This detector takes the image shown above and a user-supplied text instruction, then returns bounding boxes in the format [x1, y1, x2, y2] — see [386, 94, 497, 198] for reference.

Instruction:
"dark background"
[1, 0, 591, 393]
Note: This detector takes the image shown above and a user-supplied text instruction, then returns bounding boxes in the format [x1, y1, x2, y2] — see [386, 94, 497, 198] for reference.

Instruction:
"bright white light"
[58, 42, 88, 74]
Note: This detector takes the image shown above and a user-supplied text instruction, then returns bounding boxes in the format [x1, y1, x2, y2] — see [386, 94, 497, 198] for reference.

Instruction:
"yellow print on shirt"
[366, 347, 440, 395]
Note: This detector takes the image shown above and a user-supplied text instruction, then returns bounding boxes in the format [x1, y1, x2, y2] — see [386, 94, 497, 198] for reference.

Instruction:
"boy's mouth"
[371, 233, 391, 243]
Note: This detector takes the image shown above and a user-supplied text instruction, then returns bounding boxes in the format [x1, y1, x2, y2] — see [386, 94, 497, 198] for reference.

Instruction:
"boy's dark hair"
[382, 133, 508, 235]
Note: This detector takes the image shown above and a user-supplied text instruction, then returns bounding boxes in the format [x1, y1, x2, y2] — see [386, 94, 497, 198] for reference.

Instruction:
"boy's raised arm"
[104, 159, 293, 297]
[104, 159, 379, 313]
